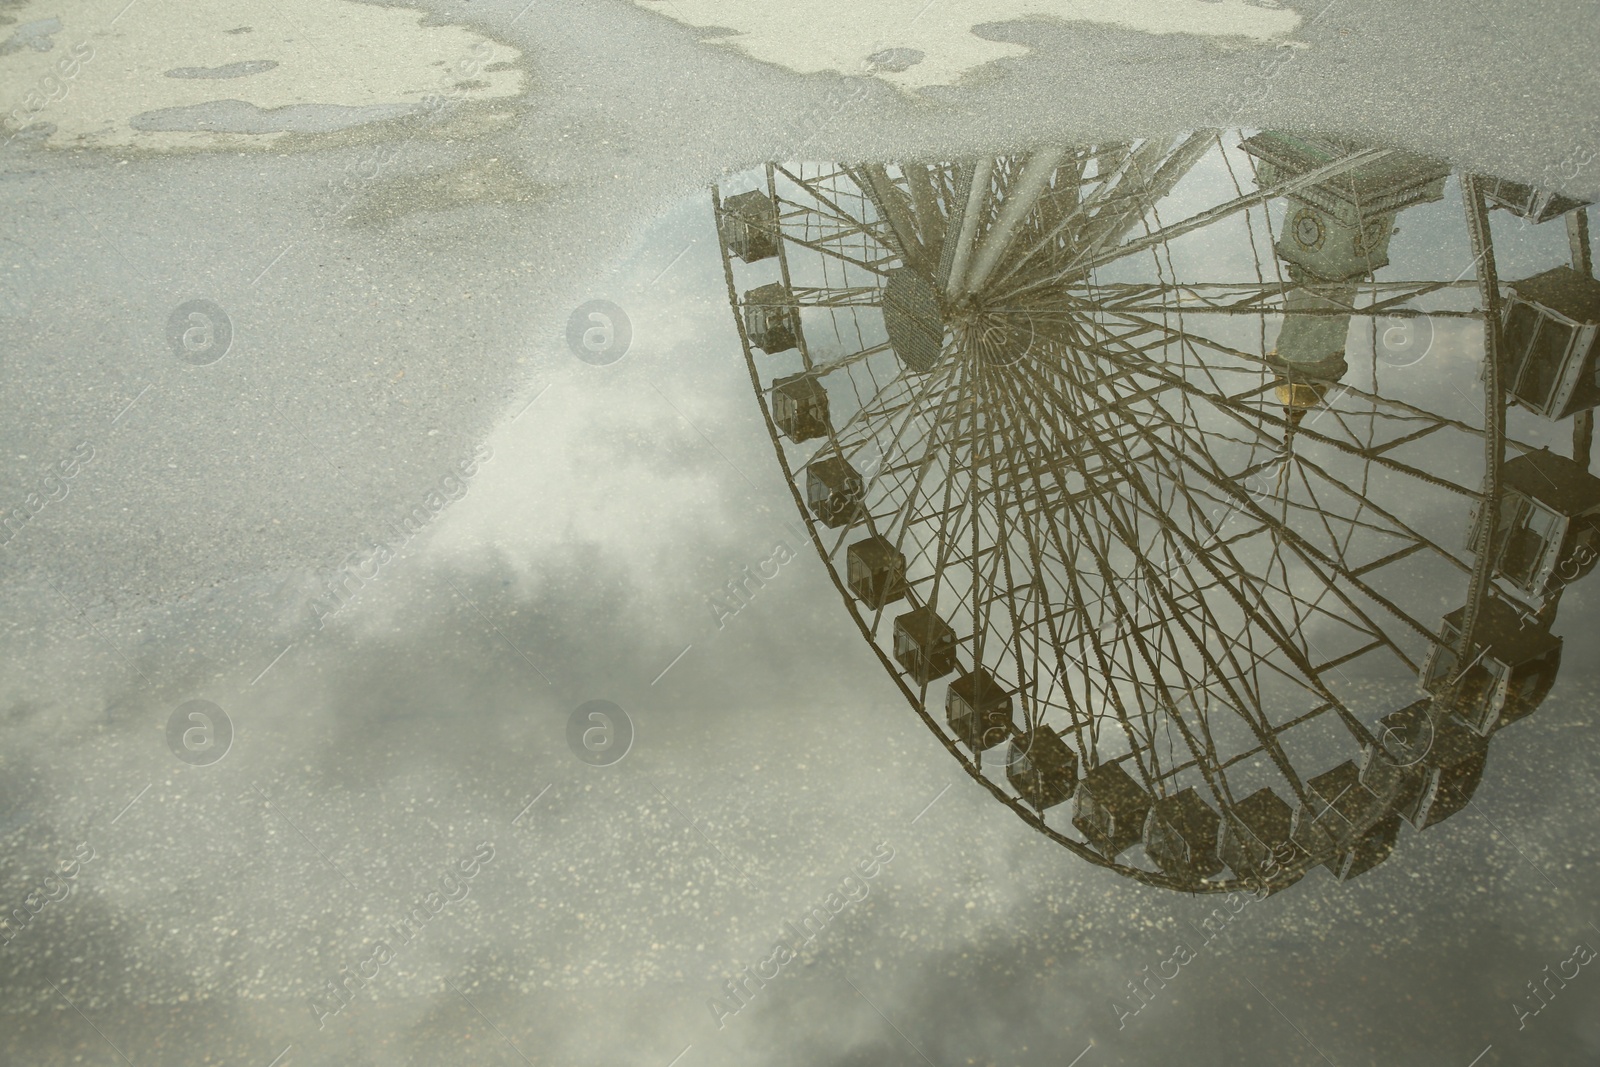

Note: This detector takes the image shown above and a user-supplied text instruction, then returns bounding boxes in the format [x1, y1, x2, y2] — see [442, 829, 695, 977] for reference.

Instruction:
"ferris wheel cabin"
[771, 373, 830, 442]
[945, 668, 1014, 753]
[742, 282, 800, 353]
[1071, 761, 1153, 859]
[1142, 787, 1224, 880]
[718, 190, 779, 262]
[1481, 449, 1600, 600]
[1005, 726, 1079, 811]
[1423, 598, 1562, 736]
[1290, 761, 1401, 882]
[892, 606, 959, 685]
[804, 456, 864, 528]
[1500, 266, 1600, 421]
[1216, 787, 1299, 884]
[1481, 177, 1590, 226]
[847, 535, 908, 609]
[1359, 699, 1489, 831]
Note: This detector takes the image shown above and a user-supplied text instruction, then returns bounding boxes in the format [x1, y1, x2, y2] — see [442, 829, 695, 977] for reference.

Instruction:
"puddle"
[1, 5, 1597, 1065]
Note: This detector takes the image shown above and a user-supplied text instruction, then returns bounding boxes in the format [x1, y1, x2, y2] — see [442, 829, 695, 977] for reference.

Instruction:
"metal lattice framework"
[713, 131, 1590, 893]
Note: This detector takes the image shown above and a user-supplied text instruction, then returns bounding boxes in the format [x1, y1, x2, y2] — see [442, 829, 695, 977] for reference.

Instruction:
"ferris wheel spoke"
[1121, 370, 1469, 591]
[941, 159, 993, 298]
[813, 344, 958, 463]
[965, 362, 1132, 763]
[908, 163, 956, 250]
[915, 365, 988, 625]
[1054, 132, 1218, 281]
[983, 142, 1143, 290]
[843, 360, 975, 611]
[1094, 283, 1487, 318]
[1023, 437, 1150, 761]
[973, 365, 1100, 751]
[1094, 308, 1266, 376]
[985, 361, 1246, 794]
[1097, 294, 1507, 442]
[955, 148, 1070, 298]
[850, 163, 936, 276]
[1081, 312, 1490, 498]
[989, 388, 1259, 819]
[1111, 311, 1255, 419]
[1126, 414, 1428, 684]
[877, 365, 981, 560]
[1007, 146, 1398, 298]
[1040, 492, 1322, 818]
[982, 400, 1044, 738]
[1012, 345, 1375, 762]
[767, 223, 897, 277]
[1291, 455, 1366, 571]
[775, 163, 898, 230]
[886, 162, 964, 259]
[1126, 404, 1467, 595]
[764, 198, 895, 274]
[774, 163, 897, 248]
[786, 286, 884, 308]
[1068, 322, 1449, 660]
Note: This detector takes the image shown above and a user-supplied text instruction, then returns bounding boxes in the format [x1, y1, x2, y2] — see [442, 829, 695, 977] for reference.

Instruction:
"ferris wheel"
[712, 132, 1600, 893]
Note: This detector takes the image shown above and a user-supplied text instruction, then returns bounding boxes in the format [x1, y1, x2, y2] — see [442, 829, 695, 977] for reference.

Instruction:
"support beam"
[904, 163, 947, 253]
[1006, 147, 1397, 298]
[943, 159, 993, 299]
[960, 147, 1068, 298]
[858, 164, 932, 275]
[1568, 205, 1593, 276]
[1450, 173, 1507, 705]
[1570, 207, 1594, 469]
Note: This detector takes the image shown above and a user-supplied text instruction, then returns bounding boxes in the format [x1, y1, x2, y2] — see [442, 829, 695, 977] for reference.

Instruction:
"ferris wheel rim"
[711, 145, 1526, 893]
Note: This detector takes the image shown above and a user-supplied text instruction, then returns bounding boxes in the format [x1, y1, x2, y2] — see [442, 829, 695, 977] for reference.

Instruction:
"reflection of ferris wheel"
[713, 132, 1600, 893]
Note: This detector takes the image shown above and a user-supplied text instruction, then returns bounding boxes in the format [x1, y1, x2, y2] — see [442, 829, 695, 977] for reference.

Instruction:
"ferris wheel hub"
[884, 265, 1038, 371]
[957, 301, 1035, 367]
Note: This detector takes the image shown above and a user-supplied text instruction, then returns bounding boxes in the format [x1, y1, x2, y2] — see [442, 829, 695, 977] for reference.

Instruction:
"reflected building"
[712, 131, 1596, 894]
[1239, 132, 1449, 433]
